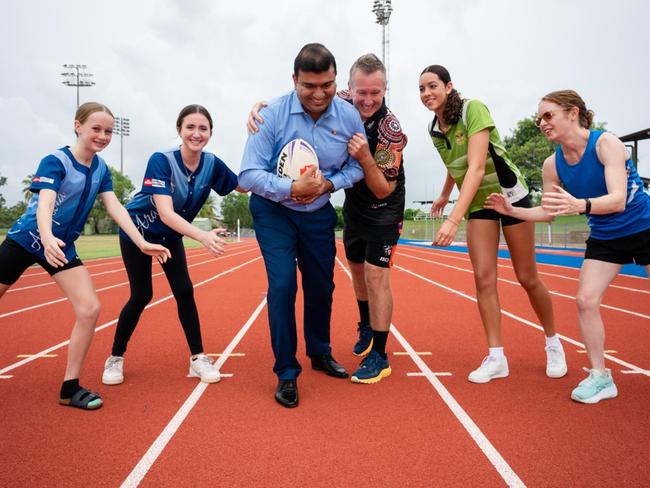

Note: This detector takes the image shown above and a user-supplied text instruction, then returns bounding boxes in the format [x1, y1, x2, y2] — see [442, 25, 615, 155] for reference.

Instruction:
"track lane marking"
[120, 298, 267, 488]
[0, 256, 262, 377]
[0, 248, 259, 318]
[398, 252, 650, 319]
[8, 244, 257, 293]
[336, 257, 526, 488]
[399, 245, 650, 291]
[395, 263, 650, 378]
[17, 246, 217, 278]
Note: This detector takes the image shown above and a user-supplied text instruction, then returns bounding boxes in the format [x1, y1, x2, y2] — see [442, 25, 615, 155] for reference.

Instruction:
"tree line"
[0, 114, 605, 231]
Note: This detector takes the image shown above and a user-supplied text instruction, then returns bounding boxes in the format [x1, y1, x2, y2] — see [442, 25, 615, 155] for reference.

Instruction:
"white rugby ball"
[276, 139, 319, 179]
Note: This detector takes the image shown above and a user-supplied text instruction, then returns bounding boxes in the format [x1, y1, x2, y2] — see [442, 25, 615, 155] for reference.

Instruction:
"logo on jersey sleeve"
[33, 176, 54, 184]
[143, 178, 166, 188]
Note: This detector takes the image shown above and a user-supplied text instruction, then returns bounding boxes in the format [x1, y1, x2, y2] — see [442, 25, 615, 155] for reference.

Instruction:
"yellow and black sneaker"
[353, 322, 373, 356]
[351, 350, 391, 384]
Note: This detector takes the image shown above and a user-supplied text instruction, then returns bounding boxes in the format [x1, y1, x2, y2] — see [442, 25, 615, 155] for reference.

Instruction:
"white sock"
[488, 347, 505, 359]
[545, 334, 561, 348]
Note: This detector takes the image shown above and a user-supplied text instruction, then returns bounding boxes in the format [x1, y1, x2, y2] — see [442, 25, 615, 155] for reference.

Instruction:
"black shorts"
[469, 194, 532, 227]
[343, 220, 401, 268]
[585, 228, 650, 265]
[0, 237, 84, 285]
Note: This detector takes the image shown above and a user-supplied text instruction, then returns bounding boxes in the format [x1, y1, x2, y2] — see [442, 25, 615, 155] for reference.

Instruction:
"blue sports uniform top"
[239, 91, 365, 212]
[555, 130, 650, 240]
[121, 148, 238, 244]
[8, 146, 112, 261]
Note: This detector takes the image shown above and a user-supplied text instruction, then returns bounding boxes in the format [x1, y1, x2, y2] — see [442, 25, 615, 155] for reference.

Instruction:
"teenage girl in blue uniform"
[102, 104, 239, 386]
[486, 90, 650, 404]
[0, 102, 171, 410]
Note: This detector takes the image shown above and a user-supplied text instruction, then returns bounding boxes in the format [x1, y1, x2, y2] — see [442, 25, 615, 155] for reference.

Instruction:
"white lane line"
[393, 351, 432, 356]
[336, 257, 526, 488]
[399, 245, 650, 292]
[16, 354, 57, 358]
[120, 297, 266, 488]
[395, 264, 650, 378]
[398, 252, 650, 319]
[407, 372, 452, 377]
[0, 247, 258, 318]
[8, 244, 256, 293]
[0, 256, 262, 376]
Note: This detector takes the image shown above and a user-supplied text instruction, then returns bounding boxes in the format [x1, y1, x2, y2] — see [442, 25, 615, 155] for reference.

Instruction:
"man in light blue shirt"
[239, 43, 365, 408]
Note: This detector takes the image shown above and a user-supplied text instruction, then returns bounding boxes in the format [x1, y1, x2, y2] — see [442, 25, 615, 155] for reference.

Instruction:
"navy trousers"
[250, 194, 337, 380]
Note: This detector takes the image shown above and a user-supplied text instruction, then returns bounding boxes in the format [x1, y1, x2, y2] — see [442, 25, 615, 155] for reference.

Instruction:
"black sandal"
[59, 387, 103, 410]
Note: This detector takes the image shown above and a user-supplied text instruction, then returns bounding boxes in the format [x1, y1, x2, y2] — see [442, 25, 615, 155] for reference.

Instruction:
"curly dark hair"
[420, 65, 463, 126]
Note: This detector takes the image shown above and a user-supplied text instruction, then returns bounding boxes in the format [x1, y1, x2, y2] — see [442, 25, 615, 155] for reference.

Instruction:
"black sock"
[372, 331, 389, 358]
[357, 300, 370, 326]
[60, 379, 81, 399]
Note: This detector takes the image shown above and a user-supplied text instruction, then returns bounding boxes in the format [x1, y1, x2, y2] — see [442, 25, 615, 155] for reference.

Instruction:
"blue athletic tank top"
[555, 130, 650, 239]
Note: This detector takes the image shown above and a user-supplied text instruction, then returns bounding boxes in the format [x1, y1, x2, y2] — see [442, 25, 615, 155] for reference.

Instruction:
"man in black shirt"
[342, 54, 407, 384]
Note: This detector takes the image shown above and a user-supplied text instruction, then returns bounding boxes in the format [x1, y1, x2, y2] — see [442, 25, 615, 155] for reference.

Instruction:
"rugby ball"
[276, 139, 319, 179]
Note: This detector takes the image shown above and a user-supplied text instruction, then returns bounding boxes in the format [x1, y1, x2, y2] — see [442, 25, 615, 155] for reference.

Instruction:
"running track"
[1, 239, 648, 487]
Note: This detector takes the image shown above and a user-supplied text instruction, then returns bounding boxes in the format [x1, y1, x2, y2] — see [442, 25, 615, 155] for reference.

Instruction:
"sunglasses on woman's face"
[535, 108, 570, 127]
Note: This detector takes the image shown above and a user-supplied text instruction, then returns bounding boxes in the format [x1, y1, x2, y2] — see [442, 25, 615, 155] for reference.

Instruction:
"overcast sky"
[1, 0, 649, 211]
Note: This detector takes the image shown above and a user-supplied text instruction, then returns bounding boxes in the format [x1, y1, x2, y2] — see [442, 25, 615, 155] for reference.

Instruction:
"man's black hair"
[294, 43, 337, 76]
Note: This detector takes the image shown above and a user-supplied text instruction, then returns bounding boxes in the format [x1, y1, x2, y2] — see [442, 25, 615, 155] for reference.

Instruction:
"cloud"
[1, 0, 648, 211]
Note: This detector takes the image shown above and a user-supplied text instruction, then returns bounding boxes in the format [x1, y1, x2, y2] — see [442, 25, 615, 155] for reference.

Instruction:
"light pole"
[114, 117, 131, 173]
[60, 64, 95, 109]
[372, 0, 393, 104]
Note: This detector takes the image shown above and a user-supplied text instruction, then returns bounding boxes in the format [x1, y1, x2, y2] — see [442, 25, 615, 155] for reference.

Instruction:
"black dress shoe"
[275, 379, 299, 408]
[311, 353, 349, 378]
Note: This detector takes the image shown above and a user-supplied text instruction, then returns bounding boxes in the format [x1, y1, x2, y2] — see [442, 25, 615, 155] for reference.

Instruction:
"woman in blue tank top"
[485, 90, 650, 404]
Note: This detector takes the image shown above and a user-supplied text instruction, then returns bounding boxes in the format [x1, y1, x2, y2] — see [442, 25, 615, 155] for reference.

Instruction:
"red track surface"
[1, 239, 648, 487]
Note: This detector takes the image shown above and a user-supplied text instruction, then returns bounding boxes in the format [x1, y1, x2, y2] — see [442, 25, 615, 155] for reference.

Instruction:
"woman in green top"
[418, 64, 566, 384]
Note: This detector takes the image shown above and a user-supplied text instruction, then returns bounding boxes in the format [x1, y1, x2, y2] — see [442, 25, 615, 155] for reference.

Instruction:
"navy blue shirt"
[121, 148, 238, 244]
[8, 146, 112, 261]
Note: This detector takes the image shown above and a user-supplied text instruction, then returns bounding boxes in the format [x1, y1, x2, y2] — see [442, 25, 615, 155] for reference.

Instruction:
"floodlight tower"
[60, 64, 95, 109]
[114, 117, 131, 173]
[372, 0, 393, 104]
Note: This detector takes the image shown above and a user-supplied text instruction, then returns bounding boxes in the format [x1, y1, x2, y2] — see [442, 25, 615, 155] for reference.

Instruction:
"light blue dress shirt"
[239, 91, 365, 212]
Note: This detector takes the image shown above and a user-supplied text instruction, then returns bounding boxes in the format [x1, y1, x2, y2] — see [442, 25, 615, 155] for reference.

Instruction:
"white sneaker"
[545, 344, 568, 378]
[189, 354, 221, 383]
[102, 356, 124, 385]
[468, 356, 509, 383]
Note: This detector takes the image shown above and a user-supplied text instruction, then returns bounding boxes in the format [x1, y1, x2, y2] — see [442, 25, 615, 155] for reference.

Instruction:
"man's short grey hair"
[348, 53, 386, 87]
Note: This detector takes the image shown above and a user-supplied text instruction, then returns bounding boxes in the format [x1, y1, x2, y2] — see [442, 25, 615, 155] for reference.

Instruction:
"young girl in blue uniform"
[102, 104, 239, 385]
[486, 90, 650, 403]
[0, 102, 171, 410]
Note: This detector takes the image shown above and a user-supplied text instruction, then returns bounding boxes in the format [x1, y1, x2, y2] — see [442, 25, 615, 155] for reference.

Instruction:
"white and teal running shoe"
[571, 368, 618, 404]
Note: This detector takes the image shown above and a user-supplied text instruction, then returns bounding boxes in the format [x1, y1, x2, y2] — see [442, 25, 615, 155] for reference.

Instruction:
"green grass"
[0, 232, 203, 260]
[400, 214, 589, 247]
[71, 235, 205, 260]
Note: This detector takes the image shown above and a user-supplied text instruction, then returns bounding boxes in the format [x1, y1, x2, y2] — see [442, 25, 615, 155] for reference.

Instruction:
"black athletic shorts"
[585, 227, 650, 265]
[343, 220, 401, 268]
[0, 237, 84, 285]
[468, 194, 532, 227]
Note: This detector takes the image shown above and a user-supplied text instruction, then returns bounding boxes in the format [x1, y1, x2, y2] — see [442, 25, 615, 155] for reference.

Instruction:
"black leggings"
[111, 237, 204, 357]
